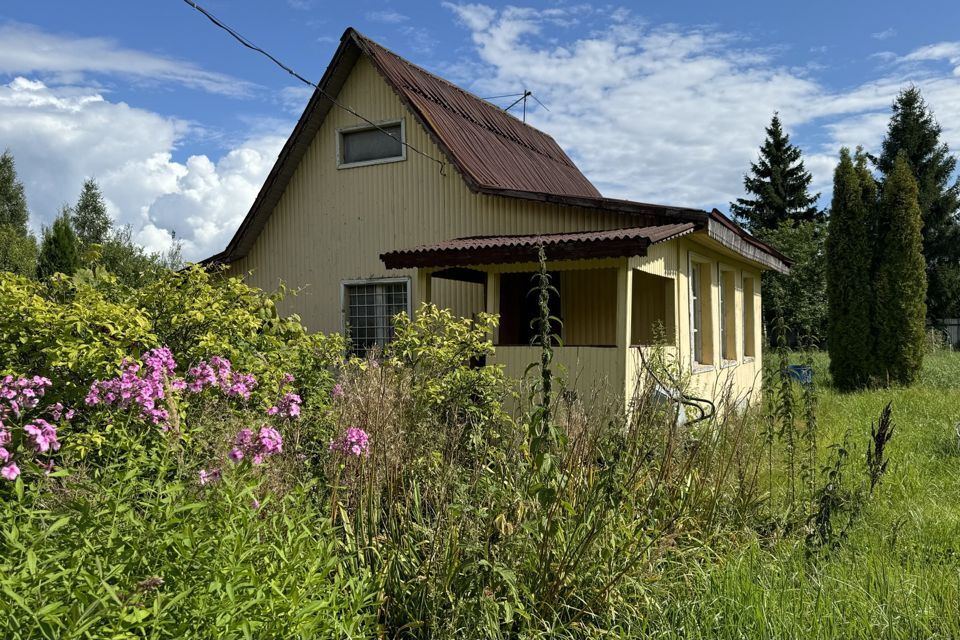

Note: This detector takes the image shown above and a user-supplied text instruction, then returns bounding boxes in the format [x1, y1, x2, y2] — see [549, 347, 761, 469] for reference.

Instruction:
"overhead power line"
[180, 0, 446, 171]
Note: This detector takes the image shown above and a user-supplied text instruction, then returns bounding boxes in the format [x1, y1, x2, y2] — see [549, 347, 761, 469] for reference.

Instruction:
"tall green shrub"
[0, 149, 29, 233]
[874, 153, 927, 385]
[754, 220, 827, 345]
[72, 178, 111, 248]
[0, 149, 38, 276]
[826, 148, 873, 390]
[36, 208, 80, 280]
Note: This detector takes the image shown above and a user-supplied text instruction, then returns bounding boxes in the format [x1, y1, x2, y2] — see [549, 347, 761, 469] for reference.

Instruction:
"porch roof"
[380, 222, 697, 269]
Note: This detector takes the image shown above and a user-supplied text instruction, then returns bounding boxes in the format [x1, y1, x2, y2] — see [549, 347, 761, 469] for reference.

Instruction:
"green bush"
[0, 453, 376, 639]
[0, 266, 344, 413]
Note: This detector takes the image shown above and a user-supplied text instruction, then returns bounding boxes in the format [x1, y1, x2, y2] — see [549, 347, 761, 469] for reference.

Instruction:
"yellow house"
[205, 28, 790, 410]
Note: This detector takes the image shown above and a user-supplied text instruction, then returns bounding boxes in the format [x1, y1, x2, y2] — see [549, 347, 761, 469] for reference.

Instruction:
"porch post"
[415, 268, 432, 310]
[616, 263, 633, 405]
[485, 271, 500, 345]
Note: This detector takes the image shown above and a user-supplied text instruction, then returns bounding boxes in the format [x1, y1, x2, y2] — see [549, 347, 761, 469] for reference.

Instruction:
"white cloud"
[442, 4, 960, 210]
[278, 85, 313, 114]
[146, 134, 285, 259]
[0, 77, 283, 261]
[902, 42, 960, 75]
[366, 10, 410, 24]
[872, 28, 897, 41]
[0, 22, 255, 96]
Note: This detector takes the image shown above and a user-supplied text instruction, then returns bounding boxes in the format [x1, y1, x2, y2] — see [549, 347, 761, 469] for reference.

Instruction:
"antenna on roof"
[483, 89, 550, 123]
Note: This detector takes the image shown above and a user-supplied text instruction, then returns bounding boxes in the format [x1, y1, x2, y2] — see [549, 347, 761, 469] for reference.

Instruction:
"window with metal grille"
[338, 121, 405, 167]
[343, 280, 409, 355]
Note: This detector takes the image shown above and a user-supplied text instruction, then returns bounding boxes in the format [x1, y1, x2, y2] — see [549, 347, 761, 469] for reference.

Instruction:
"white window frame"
[340, 277, 412, 352]
[718, 263, 738, 365]
[688, 254, 712, 368]
[336, 119, 407, 169]
[742, 274, 757, 360]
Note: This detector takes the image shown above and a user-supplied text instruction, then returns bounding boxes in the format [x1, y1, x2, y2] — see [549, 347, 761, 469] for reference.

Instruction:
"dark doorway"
[498, 271, 562, 345]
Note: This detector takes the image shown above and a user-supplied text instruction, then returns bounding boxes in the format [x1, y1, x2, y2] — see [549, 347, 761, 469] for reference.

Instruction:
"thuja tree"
[825, 148, 873, 390]
[874, 153, 927, 385]
[875, 87, 960, 320]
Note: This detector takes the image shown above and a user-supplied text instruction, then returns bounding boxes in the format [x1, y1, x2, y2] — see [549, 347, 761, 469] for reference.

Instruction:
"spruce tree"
[875, 87, 960, 319]
[874, 154, 927, 385]
[0, 150, 29, 233]
[825, 148, 874, 390]
[72, 178, 111, 247]
[733, 113, 826, 346]
[730, 113, 822, 232]
[36, 208, 80, 280]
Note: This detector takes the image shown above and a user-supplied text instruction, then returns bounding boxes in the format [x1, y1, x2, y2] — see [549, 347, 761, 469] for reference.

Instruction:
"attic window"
[338, 120, 406, 168]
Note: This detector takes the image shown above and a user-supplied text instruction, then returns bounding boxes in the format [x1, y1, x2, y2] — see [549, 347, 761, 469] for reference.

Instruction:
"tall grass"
[632, 350, 960, 639]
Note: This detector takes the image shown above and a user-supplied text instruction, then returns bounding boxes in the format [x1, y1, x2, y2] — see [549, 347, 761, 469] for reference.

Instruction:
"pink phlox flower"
[234, 428, 254, 448]
[24, 419, 60, 453]
[186, 357, 257, 400]
[85, 347, 184, 427]
[330, 427, 370, 457]
[225, 373, 257, 400]
[257, 426, 283, 455]
[331, 383, 344, 399]
[198, 468, 221, 485]
[0, 429, 10, 446]
[230, 426, 283, 465]
[49, 402, 75, 422]
[0, 446, 9, 462]
[267, 393, 301, 419]
[1, 462, 19, 481]
[282, 373, 295, 384]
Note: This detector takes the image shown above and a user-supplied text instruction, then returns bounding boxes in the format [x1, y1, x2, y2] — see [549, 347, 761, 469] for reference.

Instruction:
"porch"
[381, 225, 697, 407]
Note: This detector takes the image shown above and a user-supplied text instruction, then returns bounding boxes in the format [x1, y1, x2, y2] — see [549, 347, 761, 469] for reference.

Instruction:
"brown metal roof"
[381, 223, 698, 269]
[353, 32, 601, 199]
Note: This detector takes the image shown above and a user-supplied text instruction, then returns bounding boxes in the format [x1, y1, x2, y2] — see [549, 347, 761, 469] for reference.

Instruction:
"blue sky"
[2, 1, 960, 259]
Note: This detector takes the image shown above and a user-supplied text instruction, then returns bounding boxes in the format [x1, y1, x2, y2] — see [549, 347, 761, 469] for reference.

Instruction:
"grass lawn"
[644, 351, 960, 639]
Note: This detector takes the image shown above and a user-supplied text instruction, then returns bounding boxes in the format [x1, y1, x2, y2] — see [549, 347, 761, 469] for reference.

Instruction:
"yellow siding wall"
[673, 236, 764, 408]
[560, 269, 617, 346]
[230, 56, 632, 333]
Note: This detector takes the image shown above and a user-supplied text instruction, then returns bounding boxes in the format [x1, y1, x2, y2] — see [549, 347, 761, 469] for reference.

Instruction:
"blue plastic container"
[785, 364, 814, 386]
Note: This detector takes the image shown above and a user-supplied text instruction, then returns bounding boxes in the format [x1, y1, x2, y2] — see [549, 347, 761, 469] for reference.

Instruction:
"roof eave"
[380, 224, 698, 270]
[706, 209, 791, 273]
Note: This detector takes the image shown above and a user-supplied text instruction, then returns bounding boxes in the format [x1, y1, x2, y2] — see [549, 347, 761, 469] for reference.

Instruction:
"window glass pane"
[342, 124, 403, 164]
[720, 271, 736, 360]
[691, 264, 702, 363]
[743, 277, 756, 357]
